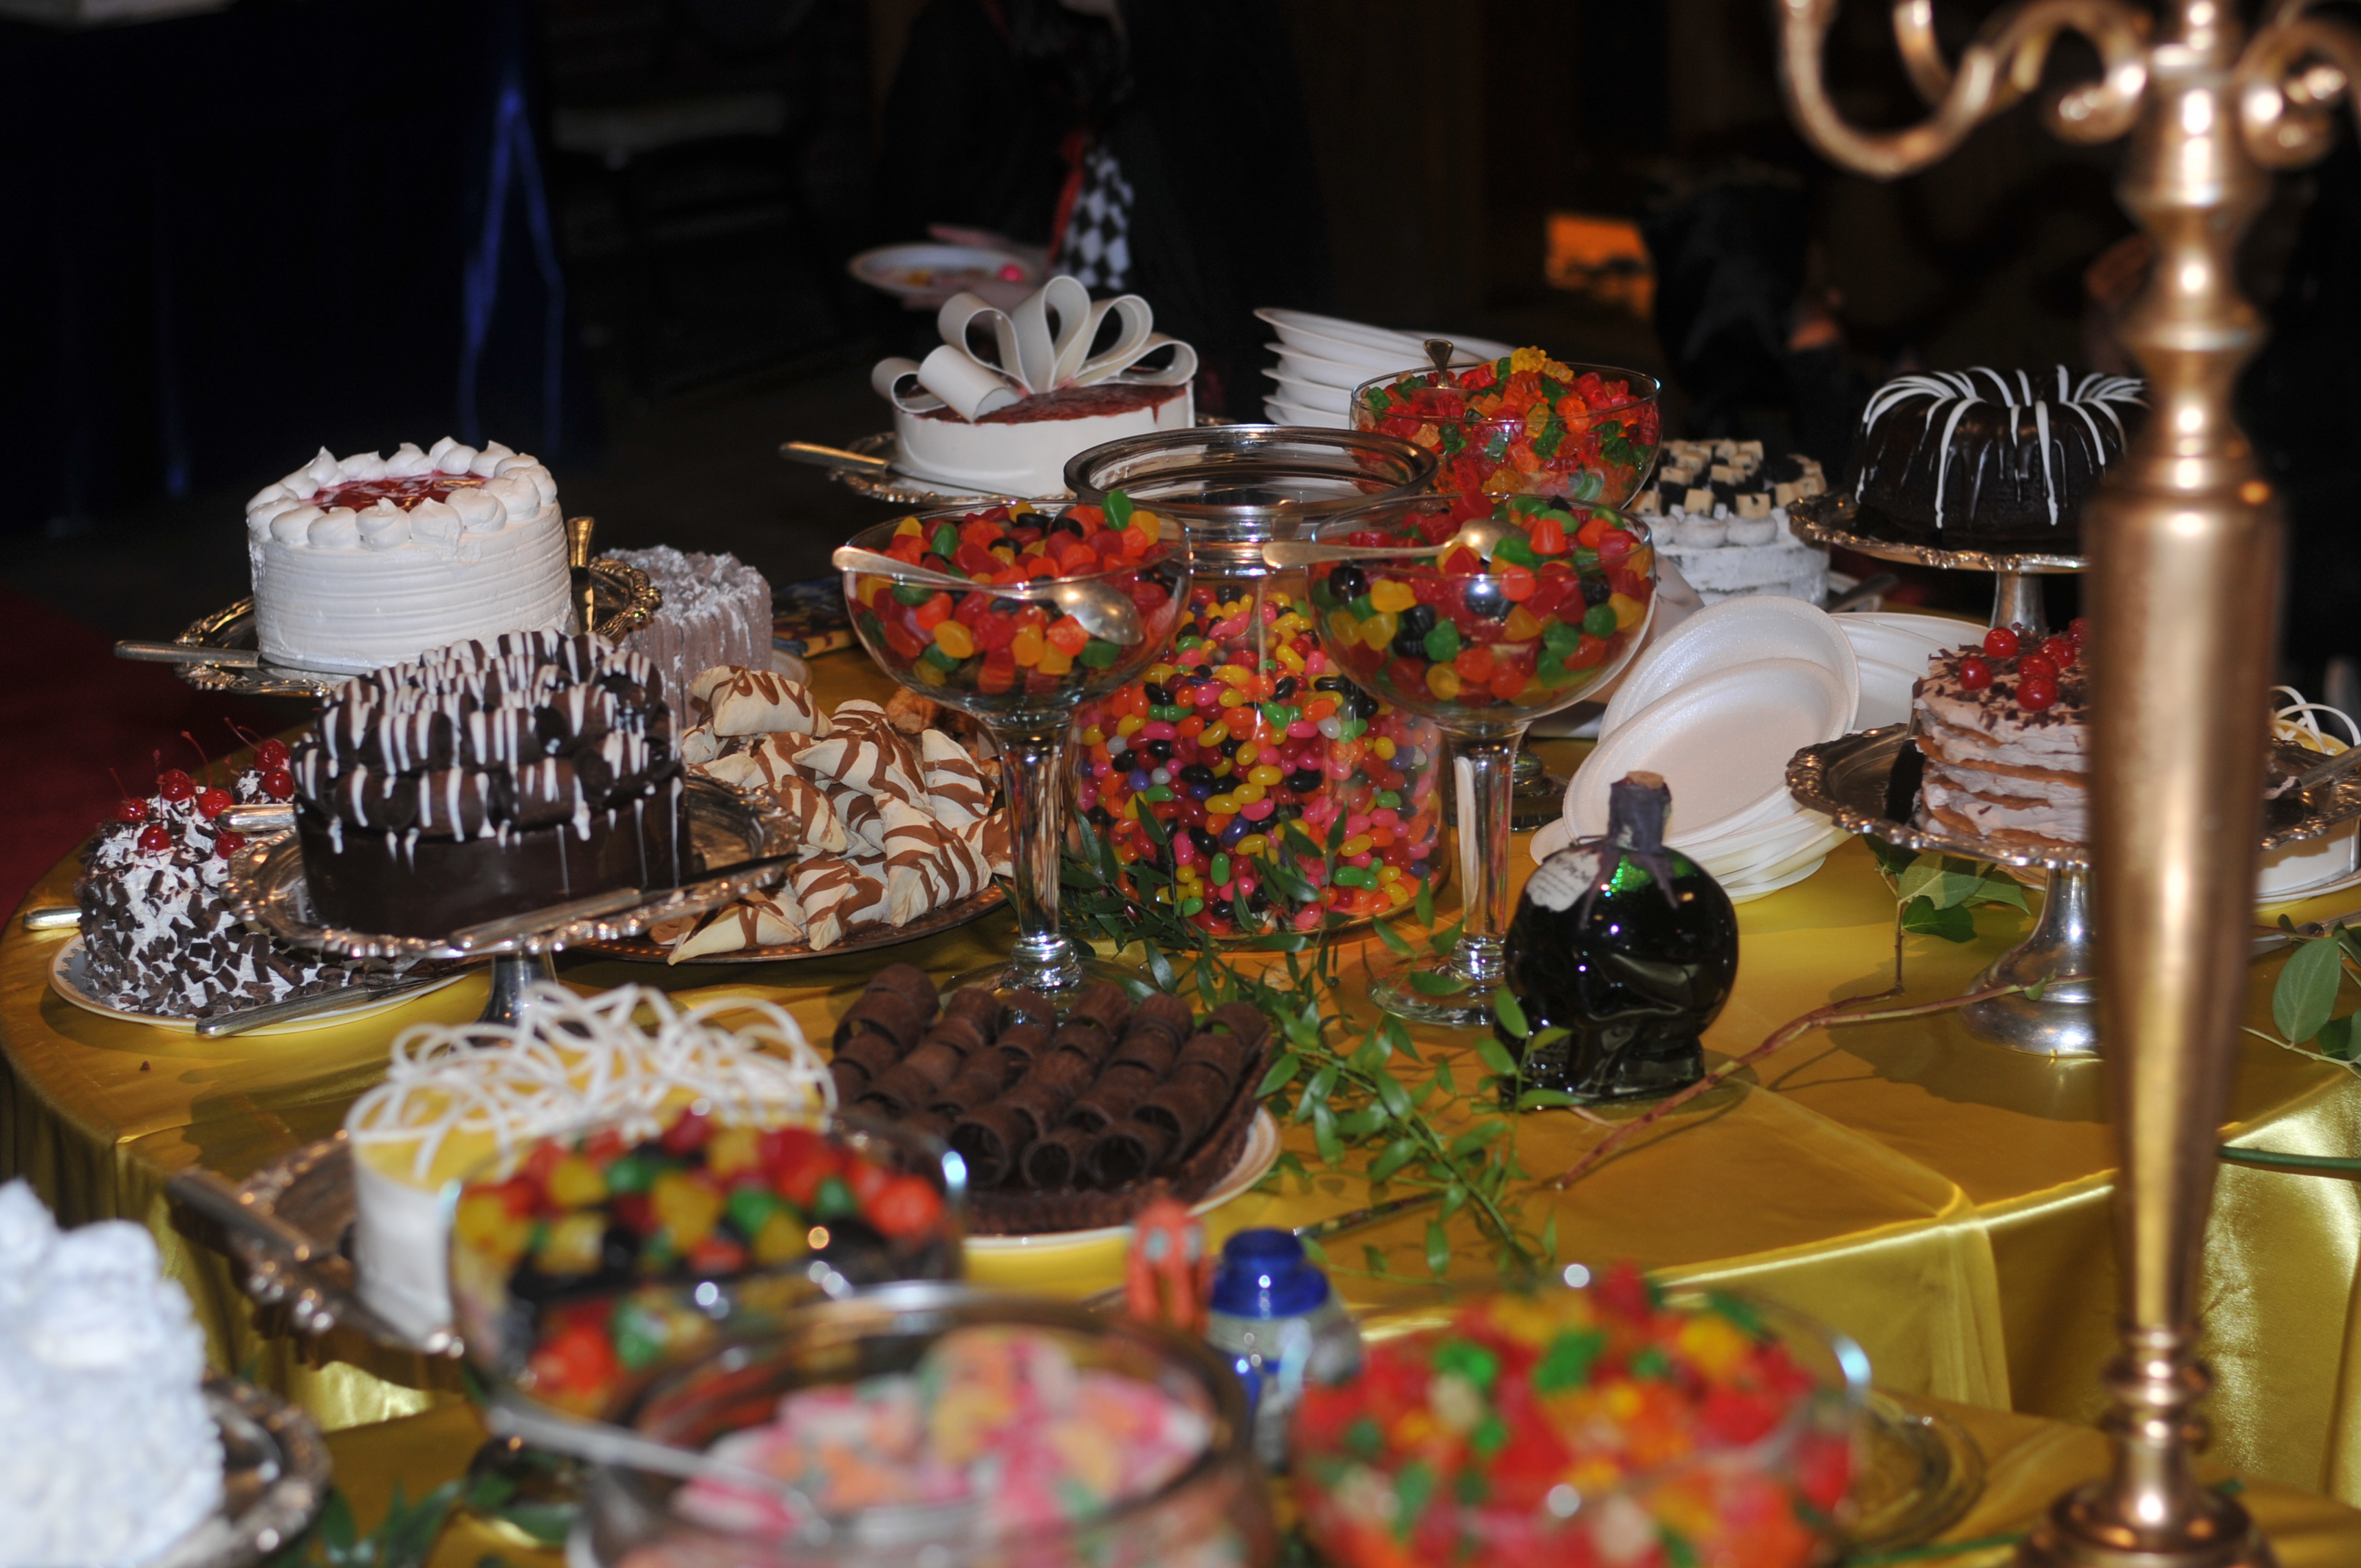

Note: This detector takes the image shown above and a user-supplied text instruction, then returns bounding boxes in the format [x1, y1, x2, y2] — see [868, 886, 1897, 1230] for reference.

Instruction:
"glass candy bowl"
[1351, 354, 1661, 508]
[842, 506, 1187, 997]
[1064, 427, 1448, 939]
[1306, 496, 1657, 1026]
[1293, 1277, 1864, 1568]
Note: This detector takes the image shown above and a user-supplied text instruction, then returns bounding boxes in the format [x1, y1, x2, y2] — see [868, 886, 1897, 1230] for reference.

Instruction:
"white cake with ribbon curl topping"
[873, 275, 1196, 498]
[244, 438, 572, 675]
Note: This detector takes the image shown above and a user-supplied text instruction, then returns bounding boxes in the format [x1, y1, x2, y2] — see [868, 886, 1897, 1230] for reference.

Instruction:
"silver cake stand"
[1789, 726, 2361, 1056]
[1786, 489, 2081, 637]
[221, 776, 797, 1027]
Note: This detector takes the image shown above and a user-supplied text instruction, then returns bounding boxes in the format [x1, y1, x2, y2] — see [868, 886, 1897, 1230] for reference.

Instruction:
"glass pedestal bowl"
[1350, 356, 1661, 511]
[1301, 495, 1658, 1026]
[841, 504, 1189, 999]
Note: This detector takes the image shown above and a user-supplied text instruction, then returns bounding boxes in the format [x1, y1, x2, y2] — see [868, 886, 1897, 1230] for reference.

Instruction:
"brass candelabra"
[1777, 3, 2361, 1566]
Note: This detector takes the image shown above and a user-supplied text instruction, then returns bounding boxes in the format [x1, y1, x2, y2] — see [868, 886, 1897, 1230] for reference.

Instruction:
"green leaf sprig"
[1865, 838, 2029, 942]
[2250, 918, 2361, 1064]
[1060, 811, 1551, 1276]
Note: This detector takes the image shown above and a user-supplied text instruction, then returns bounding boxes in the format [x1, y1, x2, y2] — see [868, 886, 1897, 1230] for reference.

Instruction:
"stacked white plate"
[1254, 308, 1515, 429]
[1832, 609, 1979, 728]
[1529, 598, 1861, 902]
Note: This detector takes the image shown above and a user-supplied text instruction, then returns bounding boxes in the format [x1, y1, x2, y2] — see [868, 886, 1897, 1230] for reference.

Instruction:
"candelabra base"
[2017, 1485, 2276, 1568]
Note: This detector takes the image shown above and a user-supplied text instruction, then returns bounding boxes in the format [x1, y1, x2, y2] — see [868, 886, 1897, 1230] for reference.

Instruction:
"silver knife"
[115, 641, 261, 667]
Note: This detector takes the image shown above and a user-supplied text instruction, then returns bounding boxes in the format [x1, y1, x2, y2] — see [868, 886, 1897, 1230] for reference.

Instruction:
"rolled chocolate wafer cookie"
[950, 1102, 1034, 1188]
[1109, 1029, 1180, 1079]
[1066, 981, 1132, 1037]
[1135, 1072, 1230, 1150]
[1087, 1119, 1175, 1188]
[1203, 1000, 1271, 1049]
[900, 1110, 951, 1147]
[866, 962, 940, 1020]
[1027, 1050, 1097, 1097]
[995, 1021, 1050, 1072]
[835, 1031, 904, 1082]
[899, 1040, 968, 1089]
[917, 1015, 988, 1059]
[1022, 1125, 1097, 1190]
[834, 989, 925, 1052]
[999, 990, 1059, 1032]
[1120, 993, 1194, 1050]
[863, 1062, 940, 1115]
[1174, 1030, 1250, 1091]
[829, 1059, 868, 1105]
[1065, 1061, 1158, 1133]
[929, 1060, 1010, 1117]
[941, 987, 1001, 1033]
[996, 1078, 1081, 1141]
[1048, 1018, 1114, 1067]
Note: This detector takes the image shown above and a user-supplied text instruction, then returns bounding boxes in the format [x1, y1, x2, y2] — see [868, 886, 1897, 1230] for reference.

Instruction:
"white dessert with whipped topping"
[344, 982, 832, 1341]
[0, 1181, 222, 1568]
[1632, 439, 1830, 604]
[244, 438, 571, 674]
[1912, 646, 2088, 849]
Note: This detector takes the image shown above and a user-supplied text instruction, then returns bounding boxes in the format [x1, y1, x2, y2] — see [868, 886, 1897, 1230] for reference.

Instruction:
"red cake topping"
[311, 473, 490, 512]
[918, 382, 1187, 426]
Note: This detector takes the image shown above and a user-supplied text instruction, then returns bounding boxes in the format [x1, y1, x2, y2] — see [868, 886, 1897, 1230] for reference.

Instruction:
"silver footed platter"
[1788, 726, 2361, 1058]
[222, 776, 794, 1025]
[1785, 489, 2086, 576]
[153, 1379, 333, 1568]
[173, 1135, 453, 1357]
[139, 555, 661, 700]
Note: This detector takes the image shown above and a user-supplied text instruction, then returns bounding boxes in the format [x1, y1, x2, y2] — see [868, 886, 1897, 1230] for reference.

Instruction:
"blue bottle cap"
[1210, 1227, 1330, 1318]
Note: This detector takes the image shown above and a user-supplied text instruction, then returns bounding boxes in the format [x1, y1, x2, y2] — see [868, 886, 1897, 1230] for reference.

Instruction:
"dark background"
[0, 0, 2352, 672]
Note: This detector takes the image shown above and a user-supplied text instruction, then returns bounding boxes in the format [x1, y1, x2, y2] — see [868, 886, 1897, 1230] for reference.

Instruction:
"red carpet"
[0, 587, 283, 912]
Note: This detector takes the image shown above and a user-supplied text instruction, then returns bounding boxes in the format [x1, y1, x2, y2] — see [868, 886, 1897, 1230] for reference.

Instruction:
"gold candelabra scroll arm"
[2240, 10, 2361, 168]
[1774, 0, 2151, 178]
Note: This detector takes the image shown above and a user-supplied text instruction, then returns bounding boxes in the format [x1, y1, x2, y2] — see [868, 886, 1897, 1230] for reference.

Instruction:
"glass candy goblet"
[1305, 495, 1658, 1026]
[842, 506, 1189, 999]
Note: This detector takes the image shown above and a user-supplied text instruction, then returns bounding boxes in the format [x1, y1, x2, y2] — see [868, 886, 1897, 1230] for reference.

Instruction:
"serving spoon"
[1260, 510, 1526, 571]
[831, 545, 1145, 646]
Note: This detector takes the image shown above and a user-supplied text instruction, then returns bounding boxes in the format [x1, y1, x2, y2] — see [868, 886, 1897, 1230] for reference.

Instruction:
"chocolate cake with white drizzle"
[1840, 368, 2145, 548]
[291, 631, 694, 935]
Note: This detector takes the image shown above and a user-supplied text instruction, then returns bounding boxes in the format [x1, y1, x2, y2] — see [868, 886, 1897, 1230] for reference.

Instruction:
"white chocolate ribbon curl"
[871, 274, 1198, 421]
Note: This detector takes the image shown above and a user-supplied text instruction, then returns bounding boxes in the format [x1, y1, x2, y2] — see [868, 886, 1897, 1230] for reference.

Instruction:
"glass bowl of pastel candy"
[841, 503, 1187, 719]
[1307, 496, 1657, 734]
[579, 1283, 1279, 1568]
[1292, 1268, 1863, 1568]
[449, 1106, 964, 1420]
[1352, 352, 1661, 507]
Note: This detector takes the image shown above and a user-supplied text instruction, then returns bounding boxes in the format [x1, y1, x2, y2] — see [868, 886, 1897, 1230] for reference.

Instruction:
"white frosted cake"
[872, 274, 1197, 498]
[609, 545, 775, 704]
[344, 981, 830, 1342]
[893, 383, 1194, 498]
[0, 1181, 222, 1568]
[244, 437, 571, 674]
[1633, 439, 1830, 604]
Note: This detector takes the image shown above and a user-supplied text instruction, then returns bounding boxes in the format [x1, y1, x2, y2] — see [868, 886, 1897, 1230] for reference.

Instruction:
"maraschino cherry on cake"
[74, 738, 355, 1019]
[1911, 621, 2089, 850]
[871, 275, 1197, 498]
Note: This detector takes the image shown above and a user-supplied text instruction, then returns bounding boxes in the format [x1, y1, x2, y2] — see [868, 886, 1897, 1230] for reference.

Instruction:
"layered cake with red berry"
[1912, 623, 2088, 849]
[606, 545, 774, 704]
[1841, 369, 2145, 550]
[75, 746, 354, 1018]
[244, 438, 572, 674]
[291, 631, 694, 937]
[871, 275, 1197, 498]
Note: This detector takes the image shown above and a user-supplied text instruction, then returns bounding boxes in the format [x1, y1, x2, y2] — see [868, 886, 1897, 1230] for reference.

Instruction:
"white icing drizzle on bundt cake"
[1851, 368, 2145, 535]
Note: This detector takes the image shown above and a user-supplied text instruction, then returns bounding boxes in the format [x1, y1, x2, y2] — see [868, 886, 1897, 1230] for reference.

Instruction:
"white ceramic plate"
[847, 242, 1037, 300]
[1262, 368, 1352, 414]
[1854, 656, 1923, 730]
[960, 1108, 1283, 1257]
[48, 937, 465, 1037]
[1570, 659, 1854, 841]
[1602, 596, 1861, 741]
[1264, 396, 1349, 430]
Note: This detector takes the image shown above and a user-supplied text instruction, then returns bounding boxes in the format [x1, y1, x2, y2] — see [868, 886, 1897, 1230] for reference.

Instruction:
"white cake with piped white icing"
[244, 438, 572, 675]
[0, 1181, 223, 1568]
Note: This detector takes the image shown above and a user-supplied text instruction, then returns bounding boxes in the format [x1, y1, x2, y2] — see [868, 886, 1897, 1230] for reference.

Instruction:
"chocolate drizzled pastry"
[291, 631, 696, 937]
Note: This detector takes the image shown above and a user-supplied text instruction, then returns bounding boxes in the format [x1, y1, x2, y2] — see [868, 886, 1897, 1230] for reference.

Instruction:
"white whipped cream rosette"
[871, 275, 1198, 496]
[344, 981, 834, 1342]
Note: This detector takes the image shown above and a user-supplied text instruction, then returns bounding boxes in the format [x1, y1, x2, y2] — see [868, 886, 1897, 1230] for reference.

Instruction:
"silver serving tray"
[222, 776, 795, 964]
[151, 1379, 333, 1568]
[163, 556, 661, 700]
[1788, 725, 2361, 871]
[1786, 489, 2087, 575]
[215, 1133, 456, 1357]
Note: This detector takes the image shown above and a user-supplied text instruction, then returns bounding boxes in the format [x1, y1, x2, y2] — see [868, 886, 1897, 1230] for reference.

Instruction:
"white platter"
[961, 1108, 1282, 1257]
[1602, 595, 1860, 741]
[48, 937, 464, 1037]
[1571, 659, 1854, 842]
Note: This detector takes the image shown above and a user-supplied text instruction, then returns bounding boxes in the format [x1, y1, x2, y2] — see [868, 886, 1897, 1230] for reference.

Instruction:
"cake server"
[780, 440, 892, 473]
[194, 971, 452, 1038]
[19, 906, 77, 932]
[831, 545, 1145, 645]
[116, 639, 263, 668]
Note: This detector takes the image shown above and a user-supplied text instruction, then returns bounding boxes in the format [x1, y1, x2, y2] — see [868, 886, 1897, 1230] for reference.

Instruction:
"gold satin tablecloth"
[7, 656, 2361, 1498]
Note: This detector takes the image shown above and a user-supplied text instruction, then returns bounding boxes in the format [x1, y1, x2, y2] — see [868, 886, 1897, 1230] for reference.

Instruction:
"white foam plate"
[1837, 620, 1961, 672]
[1684, 810, 1842, 880]
[1570, 659, 1854, 842]
[846, 242, 1037, 300]
[1854, 656, 1922, 730]
[1601, 596, 1861, 741]
[1272, 344, 1392, 392]
[1262, 368, 1352, 414]
[1263, 397, 1349, 430]
[1256, 309, 1515, 369]
[1721, 853, 1832, 904]
[961, 1109, 1282, 1256]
